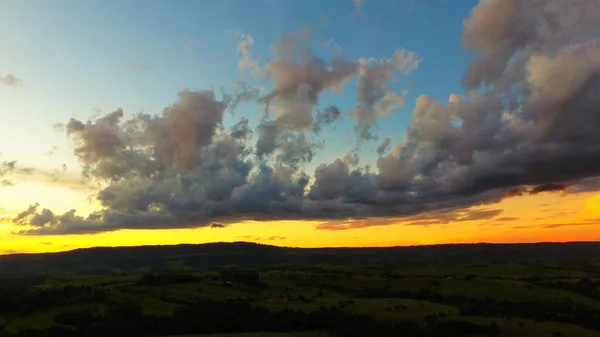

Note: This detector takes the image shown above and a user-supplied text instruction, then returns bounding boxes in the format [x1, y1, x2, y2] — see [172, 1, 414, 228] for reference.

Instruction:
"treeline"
[136, 273, 201, 286]
[0, 299, 502, 337]
[3, 242, 600, 275]
[0, 286, 106, 315]
[350, 286, 600, 331]
[529, 277, 600, 301]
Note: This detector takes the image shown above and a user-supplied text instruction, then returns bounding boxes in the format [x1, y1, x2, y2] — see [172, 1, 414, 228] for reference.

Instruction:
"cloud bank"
[12, 0, 600, 235]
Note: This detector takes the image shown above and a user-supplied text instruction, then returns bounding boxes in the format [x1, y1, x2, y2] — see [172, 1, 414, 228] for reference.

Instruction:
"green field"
[2, 260, 600, 337]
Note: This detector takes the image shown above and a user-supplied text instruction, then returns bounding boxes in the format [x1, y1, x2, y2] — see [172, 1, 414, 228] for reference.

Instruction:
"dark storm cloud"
[528, 183, 570, 195]
[210, 222, 228, 229]
[12, 0, 600, 235]
[504, 183, 570, 197]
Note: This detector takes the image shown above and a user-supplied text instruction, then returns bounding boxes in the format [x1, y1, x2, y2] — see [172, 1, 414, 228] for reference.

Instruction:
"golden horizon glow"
[2, 178, 599, 255]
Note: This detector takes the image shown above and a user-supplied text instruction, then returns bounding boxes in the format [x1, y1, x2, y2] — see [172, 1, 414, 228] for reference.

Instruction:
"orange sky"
[2, 178, 599, 255]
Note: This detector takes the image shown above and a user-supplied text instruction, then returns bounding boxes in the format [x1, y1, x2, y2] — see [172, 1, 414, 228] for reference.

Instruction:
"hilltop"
[1, 241, 599, 275]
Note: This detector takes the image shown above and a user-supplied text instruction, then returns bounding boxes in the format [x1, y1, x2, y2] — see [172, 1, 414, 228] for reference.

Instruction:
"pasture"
[2, 258, 600, 337]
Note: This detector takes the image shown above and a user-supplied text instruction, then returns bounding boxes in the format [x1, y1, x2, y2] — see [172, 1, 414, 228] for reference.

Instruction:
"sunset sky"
[1, 0, 600, 255]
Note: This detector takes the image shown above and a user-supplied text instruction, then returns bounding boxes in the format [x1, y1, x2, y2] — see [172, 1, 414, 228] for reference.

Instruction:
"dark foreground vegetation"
[1, 242, 600, 337]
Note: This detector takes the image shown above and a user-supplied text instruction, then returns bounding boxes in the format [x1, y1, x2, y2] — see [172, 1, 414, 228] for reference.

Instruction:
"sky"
[1, 0, 600, 254]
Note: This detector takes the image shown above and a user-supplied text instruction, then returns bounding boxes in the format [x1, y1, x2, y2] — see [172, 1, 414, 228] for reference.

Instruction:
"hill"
[1, 241, 599, 275]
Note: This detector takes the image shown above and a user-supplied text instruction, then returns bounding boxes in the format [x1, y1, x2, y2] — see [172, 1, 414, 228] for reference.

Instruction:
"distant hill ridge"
[1, 241, 599, 275]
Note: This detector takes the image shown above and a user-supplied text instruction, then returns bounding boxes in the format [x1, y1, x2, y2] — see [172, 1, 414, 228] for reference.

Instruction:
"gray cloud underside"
[315, 207, 504, 231]
[11, 0, 600, 235]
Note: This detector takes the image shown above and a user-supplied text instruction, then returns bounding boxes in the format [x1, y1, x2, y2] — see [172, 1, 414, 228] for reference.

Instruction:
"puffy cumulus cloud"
[253, 27, 364, 173]
[352, 50, 420, 141]
[13, 1, 600, 235]
[310, 0, 600, 229]
[0, 74, 22, 86]
[462, 0, 600, 90]
[259, 27, 358, 135]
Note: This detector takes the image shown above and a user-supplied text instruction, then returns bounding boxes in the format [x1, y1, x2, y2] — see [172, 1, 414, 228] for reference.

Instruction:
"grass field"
[431, 278, 600, 309]
[2, 261, 600, 337]
[393, 262, 588, 279]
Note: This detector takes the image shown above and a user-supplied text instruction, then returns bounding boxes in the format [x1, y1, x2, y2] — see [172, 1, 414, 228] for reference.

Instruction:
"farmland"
[1, 242, 600, 337]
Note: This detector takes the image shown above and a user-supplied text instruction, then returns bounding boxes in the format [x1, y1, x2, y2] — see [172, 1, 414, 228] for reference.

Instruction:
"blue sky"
[0, 0, 485, 218]
[3, 0, 600, 250]
[0, 0, 477, 171]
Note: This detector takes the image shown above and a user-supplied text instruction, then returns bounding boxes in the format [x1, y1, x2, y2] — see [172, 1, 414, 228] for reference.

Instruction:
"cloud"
[255, 27, 362, 165]
[504, 183, 570, 197]
[210, 222, 228, 229]
[44, 146, 60, 156]
[319, 14, 328, 26]
[237, 34, 262, 77]
[353, 0, 365, 8]
[316, 207, 503, 230]
[0, 74, 23, 86]
[316, 217, 397, 231]
[183, 40, 194, 51]
[313, 106, 342, 134]
[376, 137, 391, 156]
[352, 50, 420, 141]
[29, 166, 99, 194]
[351, 0, 366, 17]
[12, 1, 600, 235]
[320, 39, 334, 49]
[1, 154, 32, 186]
[494, 217, 518, 222]
[513, 220, 600, 230]
[237, 235, 285, 241]
[540, 222, 598, 229]
[255, 236, 286, 241]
